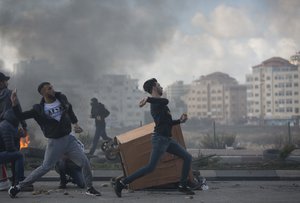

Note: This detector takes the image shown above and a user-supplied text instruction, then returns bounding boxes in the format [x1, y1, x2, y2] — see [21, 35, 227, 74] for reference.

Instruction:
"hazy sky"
[0, 0, 299, 88]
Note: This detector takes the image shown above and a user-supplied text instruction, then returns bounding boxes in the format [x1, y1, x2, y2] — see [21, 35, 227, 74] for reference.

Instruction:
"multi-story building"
[290, 51, 300, 66]
[184, 72, 247, 124]
[92, 74, 148, 128]
[165, 81, 189, 102]
[165, 81, 189, 118]
[246, 56, 300, 125]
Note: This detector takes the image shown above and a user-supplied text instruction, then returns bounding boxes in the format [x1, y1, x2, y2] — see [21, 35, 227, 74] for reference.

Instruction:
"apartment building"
[92, 74, 148, 128]
[184, 72, 247, 124]
[165, 81, 189, 118]
[246, 57, 300, 125]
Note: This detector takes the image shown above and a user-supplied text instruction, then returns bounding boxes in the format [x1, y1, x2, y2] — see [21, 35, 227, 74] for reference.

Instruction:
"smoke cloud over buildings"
[0, 0, 183, 103]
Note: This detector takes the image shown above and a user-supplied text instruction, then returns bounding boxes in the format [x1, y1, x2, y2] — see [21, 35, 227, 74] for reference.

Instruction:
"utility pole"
[213, 120, 216, 148]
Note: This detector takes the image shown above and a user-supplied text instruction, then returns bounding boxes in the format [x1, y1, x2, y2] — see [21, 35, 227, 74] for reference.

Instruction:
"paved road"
[1, 180, 300, 203]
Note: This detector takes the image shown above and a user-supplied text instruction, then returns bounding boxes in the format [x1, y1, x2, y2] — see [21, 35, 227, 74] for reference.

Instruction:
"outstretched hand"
[10, 88, 18, 107]
[139, 97, 148, 108]
[179, 113, 188, 123]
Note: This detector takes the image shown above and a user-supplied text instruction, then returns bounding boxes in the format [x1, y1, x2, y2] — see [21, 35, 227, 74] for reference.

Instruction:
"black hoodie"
[13, 92, 78, 139]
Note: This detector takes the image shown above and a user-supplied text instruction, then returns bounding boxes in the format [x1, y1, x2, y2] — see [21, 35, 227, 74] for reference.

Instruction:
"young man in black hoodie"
[114, 78, 194, 197]
[88, 98, 111, 155]
[8, 82, 101, 198]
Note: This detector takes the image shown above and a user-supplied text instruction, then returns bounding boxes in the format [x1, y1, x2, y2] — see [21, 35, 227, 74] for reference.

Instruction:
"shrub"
[201, 133, 236, 149]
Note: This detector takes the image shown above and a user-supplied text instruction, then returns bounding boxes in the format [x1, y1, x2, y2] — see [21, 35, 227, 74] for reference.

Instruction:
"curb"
[24, 170, 300, 182]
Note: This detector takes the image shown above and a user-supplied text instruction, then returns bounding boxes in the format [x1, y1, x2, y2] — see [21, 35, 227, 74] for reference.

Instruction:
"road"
[1, 180, 300, 203]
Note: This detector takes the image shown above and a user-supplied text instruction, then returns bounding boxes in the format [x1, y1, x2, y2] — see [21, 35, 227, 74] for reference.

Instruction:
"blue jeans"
[0, 151, 24, 184]
[55, 159, 85, 188]
[0, 120, 25, 184]
[123, 135, 192, 186]
[89, 125, 111, 155]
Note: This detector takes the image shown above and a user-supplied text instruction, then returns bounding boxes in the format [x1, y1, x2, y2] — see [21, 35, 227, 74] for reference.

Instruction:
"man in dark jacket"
[0, 72, 26, 187]
[8, 82, 101, 198]
[113, 78, 194, 197]
[88, 97, 111, 155]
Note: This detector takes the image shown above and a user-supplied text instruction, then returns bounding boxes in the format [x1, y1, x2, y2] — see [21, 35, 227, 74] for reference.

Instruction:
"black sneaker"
[8, 185, 21, 198]
[114, 179, 125, 198]
[178, 184, 195, 195]
[86, 186, 101, 196]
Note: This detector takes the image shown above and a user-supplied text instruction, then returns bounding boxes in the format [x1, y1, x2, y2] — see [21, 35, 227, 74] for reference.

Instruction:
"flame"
[20, 135, 30, 150]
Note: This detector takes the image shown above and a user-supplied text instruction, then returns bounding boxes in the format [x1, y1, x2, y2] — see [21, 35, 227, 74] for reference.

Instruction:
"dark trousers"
[55, 159, 85, 188]
[123, 134, 192, 186]
[89, 125, 111, 155]
[0, 151, 24, 184]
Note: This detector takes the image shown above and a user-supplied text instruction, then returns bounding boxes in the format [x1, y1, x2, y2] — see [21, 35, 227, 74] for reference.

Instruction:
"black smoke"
[0, 0, 184, 140]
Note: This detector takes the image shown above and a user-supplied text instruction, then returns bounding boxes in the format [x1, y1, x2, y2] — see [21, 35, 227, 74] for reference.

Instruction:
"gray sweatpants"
[20, 134, 93, 188]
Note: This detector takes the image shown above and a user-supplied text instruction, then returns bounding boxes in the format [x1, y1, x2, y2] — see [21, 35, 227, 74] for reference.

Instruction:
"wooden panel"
[116, 123, 192, 190]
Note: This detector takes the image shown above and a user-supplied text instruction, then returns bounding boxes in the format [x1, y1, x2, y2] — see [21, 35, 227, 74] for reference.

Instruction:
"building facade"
[165, 81, 189, 118]
[246, 57, 300, 125]
[184, 72, 247, 124]
[92, 74, 148, 128]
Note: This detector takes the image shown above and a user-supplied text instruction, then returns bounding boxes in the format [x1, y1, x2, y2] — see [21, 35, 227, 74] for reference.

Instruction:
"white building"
[92, 74, 148, 128]
[184, 72, 247, 124]
[165, 81, 189, 118]
[246, 56, 300, 125]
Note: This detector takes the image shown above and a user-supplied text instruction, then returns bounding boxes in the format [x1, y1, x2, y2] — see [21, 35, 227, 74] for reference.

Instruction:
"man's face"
[154, 82, 163, 96]
[41, 84, 55, 98]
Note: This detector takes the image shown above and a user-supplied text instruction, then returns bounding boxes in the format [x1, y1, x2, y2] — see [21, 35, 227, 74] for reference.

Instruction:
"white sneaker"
[0, 179, 10, 191]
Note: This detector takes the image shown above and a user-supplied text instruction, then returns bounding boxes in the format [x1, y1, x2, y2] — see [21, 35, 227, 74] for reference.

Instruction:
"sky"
[0, 0, 299, 89]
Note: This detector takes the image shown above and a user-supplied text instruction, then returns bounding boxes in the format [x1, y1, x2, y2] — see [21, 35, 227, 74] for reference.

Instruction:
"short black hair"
[91, 97, 98, 103]
[143, 78, 157, 94]
[37, 82, 51, 94]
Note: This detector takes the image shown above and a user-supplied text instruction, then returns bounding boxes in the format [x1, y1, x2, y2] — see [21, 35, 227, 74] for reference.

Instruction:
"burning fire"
[20, 135, 30, 150]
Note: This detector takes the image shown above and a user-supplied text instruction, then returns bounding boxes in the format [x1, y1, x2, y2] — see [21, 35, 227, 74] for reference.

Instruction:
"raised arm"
[139, 97, 169, 107]
[11, 89, 36, 120]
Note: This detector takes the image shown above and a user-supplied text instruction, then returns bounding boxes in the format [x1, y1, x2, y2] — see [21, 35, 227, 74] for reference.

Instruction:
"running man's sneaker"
[178, 184, 195, 195]
[114, 179, 125, 198]
[8, 185, 21, 198]
[86, 186, 101, 196]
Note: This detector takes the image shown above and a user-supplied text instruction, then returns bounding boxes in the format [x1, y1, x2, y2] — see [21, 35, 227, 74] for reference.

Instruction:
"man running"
[114, 78, 194, 197]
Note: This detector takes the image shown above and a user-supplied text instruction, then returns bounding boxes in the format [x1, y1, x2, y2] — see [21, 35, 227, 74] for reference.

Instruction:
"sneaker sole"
[85, 192, 101, 196]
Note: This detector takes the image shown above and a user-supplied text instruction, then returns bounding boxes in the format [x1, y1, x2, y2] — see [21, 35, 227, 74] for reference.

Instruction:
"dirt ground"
[1, 180, 300, 203]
